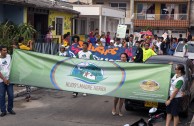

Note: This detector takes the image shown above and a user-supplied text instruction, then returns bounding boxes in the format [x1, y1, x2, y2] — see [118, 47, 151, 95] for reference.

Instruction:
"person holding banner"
[0, 46, 16, 117]
[112, 53, 128, 116]
[16, 37, 33, 102]
[72, 42, 94, 98]
[165, 64, 185, 126]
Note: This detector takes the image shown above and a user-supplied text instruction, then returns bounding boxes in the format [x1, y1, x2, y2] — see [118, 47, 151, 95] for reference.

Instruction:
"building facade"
[134, 0, 190, 38]
[0, 0, 79, 43]
[69, 0, 192, 38]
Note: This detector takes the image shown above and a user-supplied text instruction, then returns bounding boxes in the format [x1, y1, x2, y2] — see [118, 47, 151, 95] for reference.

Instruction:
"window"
[110, 3, 127, 10]
[56, 17, 63, 35]
[179, 4, 187, 14]
[80, 20, 86, 34]
[96, 2, 104, 4]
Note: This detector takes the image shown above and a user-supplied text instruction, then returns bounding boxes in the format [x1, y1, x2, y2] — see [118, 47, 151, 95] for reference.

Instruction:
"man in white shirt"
[114, 38, 122, 48]
[0, 46, 16, 117]
[73, 42, 94, 97]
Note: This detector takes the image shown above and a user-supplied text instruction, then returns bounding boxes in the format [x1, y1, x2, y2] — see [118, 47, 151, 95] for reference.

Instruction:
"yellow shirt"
[143, 48, 157, 62]
[19, 43, 31, 50]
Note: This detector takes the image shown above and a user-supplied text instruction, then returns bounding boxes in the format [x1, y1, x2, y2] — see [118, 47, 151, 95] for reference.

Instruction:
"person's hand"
[165, 100, 171, 106]
[3, 78, 9, 85]
[181, 91, 186, 97]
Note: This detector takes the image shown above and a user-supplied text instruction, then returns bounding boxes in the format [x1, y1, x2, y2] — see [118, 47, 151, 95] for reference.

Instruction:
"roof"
[0, 0, 80, 14]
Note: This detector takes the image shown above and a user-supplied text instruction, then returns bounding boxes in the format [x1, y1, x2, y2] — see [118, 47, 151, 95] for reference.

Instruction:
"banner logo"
[71, 62, 105, 84]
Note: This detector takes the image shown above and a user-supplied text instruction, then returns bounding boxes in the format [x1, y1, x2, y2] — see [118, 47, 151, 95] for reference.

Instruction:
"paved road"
[0, 89, 193, 126]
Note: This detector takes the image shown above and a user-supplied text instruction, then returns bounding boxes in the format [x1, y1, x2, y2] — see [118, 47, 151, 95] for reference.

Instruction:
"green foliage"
[0, 21, 36, 52]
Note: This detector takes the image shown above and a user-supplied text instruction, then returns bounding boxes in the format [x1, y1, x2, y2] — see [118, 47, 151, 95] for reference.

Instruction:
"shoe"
[25, 96, 31, 102]
[82, 93, 87, 97]
[112, 111, 116, 116]
[119, 113, 123, 116]
[72, 93, 78, 98]
[0, 112, 6, 117]
[8, 110, 16, 115]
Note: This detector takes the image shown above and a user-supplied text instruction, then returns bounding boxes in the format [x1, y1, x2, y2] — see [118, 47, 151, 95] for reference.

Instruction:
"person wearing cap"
[56, 45, 67, 57]
[108, 40, 115, 49]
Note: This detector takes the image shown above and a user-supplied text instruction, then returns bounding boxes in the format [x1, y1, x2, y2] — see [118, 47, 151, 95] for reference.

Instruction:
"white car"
[174, 41, 194, 63]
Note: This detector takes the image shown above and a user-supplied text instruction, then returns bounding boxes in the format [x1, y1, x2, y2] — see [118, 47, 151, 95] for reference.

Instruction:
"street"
[0, 89, 193, 126]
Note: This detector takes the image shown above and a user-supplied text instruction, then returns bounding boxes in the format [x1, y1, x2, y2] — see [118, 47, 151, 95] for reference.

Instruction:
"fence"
[134, 13, 188, 20]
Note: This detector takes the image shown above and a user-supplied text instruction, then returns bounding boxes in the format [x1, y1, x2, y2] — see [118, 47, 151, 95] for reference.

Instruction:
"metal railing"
[134, 13, 188, 20]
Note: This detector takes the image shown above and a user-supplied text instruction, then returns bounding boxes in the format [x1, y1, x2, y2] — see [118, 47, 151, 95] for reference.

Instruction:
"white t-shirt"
[156, 41, 162, 51]
[170, 74, 184, 98]
[114, 43, 122, 48]
[0, 54, 11, 82]
[100, 38, 106, 46]
[77, 50, 93, 60]
[59, 51, 67, 57]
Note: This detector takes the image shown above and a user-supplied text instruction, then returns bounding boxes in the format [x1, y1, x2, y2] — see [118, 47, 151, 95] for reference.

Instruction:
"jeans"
[26, 86, 31, 98]
[0, 82, 14, 113]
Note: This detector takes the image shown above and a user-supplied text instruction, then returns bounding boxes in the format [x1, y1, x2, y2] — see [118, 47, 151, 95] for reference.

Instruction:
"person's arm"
[0, 72, 8, 85]
[90, 54, 94, 60]
[165, 80, 183, 106]
[28, 40, 33, 50]
[184, 44, 188, 56]
[151, 49, 157, 56]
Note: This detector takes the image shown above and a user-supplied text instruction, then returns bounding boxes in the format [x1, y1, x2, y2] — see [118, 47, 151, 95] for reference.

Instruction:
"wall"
[48, 10, 73, 35]
[4, 4, 24, 25]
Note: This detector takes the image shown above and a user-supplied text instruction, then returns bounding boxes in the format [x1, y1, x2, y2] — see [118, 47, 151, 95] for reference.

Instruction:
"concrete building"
[68, 0, 130, 37]
[133, 0, 190, 38]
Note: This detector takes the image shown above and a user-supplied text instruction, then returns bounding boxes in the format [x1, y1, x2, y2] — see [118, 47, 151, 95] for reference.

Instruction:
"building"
[133, 0, 190, 38]
[72, 5, 125, 37]
[190, 0, 194, 35]
[69, 0, 192, 38]
[0, 0, 79, 42]
[66, 0, 133, 36]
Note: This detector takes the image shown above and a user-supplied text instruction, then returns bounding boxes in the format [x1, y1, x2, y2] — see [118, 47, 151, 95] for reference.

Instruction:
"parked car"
[125, 55, 194, 116]
[174, 41, 194, 63]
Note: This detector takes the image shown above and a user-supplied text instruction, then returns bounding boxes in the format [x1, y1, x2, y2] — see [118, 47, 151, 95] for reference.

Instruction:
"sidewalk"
[13, 85, 38, 98]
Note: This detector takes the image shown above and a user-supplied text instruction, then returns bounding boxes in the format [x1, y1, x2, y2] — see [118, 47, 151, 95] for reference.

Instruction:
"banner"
[10, 49, 172, 103]
[68, 41, 136, 61]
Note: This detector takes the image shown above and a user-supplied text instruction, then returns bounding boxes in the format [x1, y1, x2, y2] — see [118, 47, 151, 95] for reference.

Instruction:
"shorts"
[166, 97, 182, 116]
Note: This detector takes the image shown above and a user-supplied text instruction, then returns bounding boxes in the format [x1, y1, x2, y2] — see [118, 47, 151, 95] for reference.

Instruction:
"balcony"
[134, 13, 189, 27]
[135, 0, 189, 2]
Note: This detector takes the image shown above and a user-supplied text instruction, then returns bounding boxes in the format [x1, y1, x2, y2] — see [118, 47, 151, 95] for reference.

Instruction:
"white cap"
[110, 40, 114, 43]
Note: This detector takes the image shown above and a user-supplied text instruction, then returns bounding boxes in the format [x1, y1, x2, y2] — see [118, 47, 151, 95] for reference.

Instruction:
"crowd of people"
[0, 28, 192, 126]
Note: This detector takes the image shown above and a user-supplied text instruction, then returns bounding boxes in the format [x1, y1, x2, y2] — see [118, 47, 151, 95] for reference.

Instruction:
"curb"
[14, 87, 38, 98]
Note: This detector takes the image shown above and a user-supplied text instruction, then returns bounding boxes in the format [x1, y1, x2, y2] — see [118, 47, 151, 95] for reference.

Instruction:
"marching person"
[182, 39, 188, 58]
[112, 53, 128, 116]
[0, 46, 16, 117]
[165, 64, 185, 126]
[17, 37, 33, 102]
[56, 45, 68, 57]
[72, 42, 94, 98]
[134, 41, 143, 63]
[143, 43, 157, 62]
